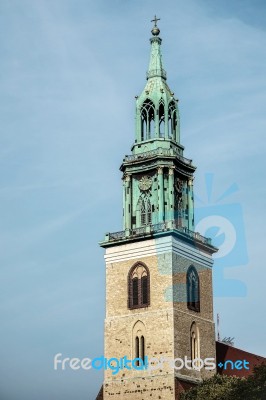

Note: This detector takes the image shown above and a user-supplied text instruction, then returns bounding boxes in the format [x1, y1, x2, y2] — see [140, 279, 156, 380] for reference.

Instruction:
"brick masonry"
[102, 234, 216, 399]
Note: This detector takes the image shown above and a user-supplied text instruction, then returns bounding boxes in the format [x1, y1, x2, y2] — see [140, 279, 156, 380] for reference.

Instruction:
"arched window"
[159, 99, 165, 138]
[132, 321, 146, 366]
[190, 323, 200, 364]
[128, 263, 150, 309]
[141, 99, 155, 141]
[187, 266, 200, 312]
[168, 101, 177, 140]
[139, 197, 152, 226]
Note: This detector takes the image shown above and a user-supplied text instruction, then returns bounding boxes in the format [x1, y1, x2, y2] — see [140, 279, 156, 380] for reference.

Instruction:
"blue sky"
[0, 0, 266, 399]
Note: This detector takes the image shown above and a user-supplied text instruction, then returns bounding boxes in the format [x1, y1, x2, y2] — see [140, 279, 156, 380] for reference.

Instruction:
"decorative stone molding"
[169, 167, 175, 175]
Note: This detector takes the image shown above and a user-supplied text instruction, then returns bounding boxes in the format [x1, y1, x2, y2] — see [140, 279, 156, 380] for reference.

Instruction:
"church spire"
[115, 18, 196, 232]
[147, 16, 167, 80]
[100, 18, 209, 240]
[134, 18, 180, 149]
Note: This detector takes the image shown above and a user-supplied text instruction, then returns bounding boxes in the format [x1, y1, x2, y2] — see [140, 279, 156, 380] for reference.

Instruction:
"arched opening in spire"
[159, 99, 165, 138]
[168, 101, 177, 140]
[141, 99, 155, 141]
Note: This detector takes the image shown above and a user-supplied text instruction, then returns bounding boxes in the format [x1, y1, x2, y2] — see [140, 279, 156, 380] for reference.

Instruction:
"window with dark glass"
[140, 336, 145, 361]
[187, 266, 200, 312]
[135, 336, 140, 359]
[132, 277, 139, 306]
[142, 276, 148, 304]
[135, 335, 145, 366]
[128, 263, 150, 309]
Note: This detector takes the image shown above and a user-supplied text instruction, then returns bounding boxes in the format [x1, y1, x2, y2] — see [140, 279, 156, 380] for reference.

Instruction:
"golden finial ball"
[151, 26, 160, 36]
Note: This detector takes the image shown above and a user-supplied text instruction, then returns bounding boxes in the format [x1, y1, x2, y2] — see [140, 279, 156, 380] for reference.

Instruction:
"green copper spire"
[147, 16, 166, 80]
[114, 19, 196, 233]
[101, 19, 216, 254]
[133, 18, 181, 154]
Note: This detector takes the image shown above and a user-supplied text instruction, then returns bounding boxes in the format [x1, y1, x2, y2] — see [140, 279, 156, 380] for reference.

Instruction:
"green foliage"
[180, 364, 266, 400]
[235, 363, 266, 400]
[180, 374, 238, 400]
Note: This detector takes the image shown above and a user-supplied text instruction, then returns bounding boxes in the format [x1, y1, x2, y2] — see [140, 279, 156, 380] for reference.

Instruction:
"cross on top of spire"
[151, 15, 160, 36]
[151, 15, 160, 27]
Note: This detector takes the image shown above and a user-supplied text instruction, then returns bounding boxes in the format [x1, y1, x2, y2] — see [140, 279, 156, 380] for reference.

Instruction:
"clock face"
[139, 176, 152, 191]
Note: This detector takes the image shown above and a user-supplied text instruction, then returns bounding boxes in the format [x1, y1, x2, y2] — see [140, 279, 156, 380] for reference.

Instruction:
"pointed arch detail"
[140, 99, 155, 140]
[168, 101, 177, 140]
[132, 320, 146, 364]
[190, 322, 200, 363]
[187, 266, 200, 312]
[128, 262, 150, 309]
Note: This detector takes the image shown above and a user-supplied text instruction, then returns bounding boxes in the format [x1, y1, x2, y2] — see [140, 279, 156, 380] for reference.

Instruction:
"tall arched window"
[141, 99, 155, 141]
[190, 322, 200, 364]
[159, 99, 165, 138]
[132, 321, 146, 366]
[139, 197, 152, 226]
[187, 266, 200, 312]
[128, 263, 150, 309]
[168, 101, 177, 140]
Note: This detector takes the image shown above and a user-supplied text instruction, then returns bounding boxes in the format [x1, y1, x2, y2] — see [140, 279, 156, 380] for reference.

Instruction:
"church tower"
[100, 18, 217, 400]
